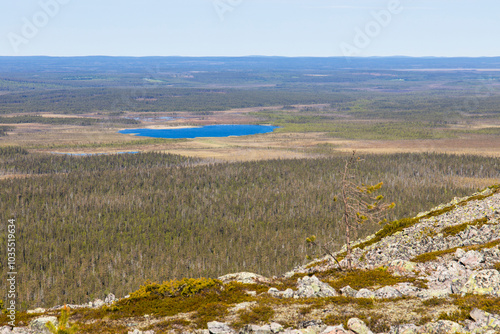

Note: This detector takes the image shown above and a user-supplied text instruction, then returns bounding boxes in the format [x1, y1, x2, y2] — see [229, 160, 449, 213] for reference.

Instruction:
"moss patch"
[232, 305, 275, 329]
[441, 217, 489, 237]
[412, 239, 500, 263]
[296, 267, 427, 290]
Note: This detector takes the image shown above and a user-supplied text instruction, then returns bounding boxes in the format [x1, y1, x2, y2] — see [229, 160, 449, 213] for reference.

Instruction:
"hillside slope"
[2, 185, 500, 334]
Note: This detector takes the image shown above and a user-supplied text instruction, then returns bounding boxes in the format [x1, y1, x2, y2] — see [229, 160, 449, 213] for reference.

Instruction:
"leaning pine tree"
[307, 151, 395, 270]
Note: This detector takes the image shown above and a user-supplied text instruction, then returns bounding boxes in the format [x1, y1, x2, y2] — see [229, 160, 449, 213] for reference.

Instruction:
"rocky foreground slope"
[2, 185, 500, 334]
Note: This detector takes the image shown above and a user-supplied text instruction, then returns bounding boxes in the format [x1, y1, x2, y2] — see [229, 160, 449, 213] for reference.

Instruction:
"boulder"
[459, 250, 484, 268]
[295, 276, 337, 298]
[459, 269, 500, 297]
[270, 323, 284, 333]
[218, 272, 271, 285]
[469, 308, 500, 331]
[420, 320, 466, 333]
[91, 299, 105, 308]
[240, 324, 272, 334]
[127, 330, 155, 334]
[347, 318, 373, 334]
[393, 283, 421, 297]
[26, 308, 45, 314]
[29, 316, 57, 334]
[454, 248, 466, 259]
[340, 285, 358, 298]
[105, 293, 116, 304]
[268, 288, 294, 299]
[388, 324, 420, 334]
[282, 288, 294, 298]
[208, 321, 235, 334]
[320, 325, 349, 334]
[375, 286, 403, 299]
[355, 289, 375, 299]
[470, 308, 489, 324]
[386, 260, 417, 276]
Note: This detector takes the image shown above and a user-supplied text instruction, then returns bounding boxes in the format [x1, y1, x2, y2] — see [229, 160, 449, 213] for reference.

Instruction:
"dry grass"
[3, 110, 500, 161]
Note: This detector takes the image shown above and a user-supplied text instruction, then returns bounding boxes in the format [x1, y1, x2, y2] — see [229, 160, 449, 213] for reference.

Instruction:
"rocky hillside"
[2, 185, 500, 334]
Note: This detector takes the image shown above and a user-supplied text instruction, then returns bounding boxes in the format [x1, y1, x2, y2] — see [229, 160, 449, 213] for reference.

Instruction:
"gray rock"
[268, 288, 281, 297]
[295, 276, 337, 298]
[92, 298, 105, 308]
[388, 324, 420, 334]
[375, 286, 403, 299]
[127, 330, 155, 334]
[270, 323, 284, 333]
[459, 269, 500, 297]
[347, 318, 373, 334]
[340, 285, 358, 298]
[282, 288, 294, 298]
[393, 283, 420, 297]
[208, 321, 235, 334]
[355, 288, 375, 299]
[459, 250, 484, 268]
[105, 293, 116, 304]
[26, 308, 45, 314]
[29, 316, 57, 334]
[0, 327, 34, 334]
[13, 328, 34, 334]
[420, 320, 466, 334]
[218, 272, 271, 285]
[455, 248, 466, 259]
[240, 324, 272, 334]
[470, 308, 489, 324]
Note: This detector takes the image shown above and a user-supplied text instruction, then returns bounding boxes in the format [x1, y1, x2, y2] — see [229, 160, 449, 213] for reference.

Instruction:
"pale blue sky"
[0, 0, 499, 57]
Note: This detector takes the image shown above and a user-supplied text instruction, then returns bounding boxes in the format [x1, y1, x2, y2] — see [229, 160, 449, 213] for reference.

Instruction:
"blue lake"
[118, 124, 278, 139]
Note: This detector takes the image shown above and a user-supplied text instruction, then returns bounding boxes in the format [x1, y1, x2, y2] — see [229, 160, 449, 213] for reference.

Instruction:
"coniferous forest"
[0, 150, 499, 308]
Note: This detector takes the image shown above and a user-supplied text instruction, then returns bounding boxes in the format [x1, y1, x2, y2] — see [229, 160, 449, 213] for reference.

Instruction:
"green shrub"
[194, 302, 229, 328]
[233, 305, 275, 328]
[46, 306, 78, 334]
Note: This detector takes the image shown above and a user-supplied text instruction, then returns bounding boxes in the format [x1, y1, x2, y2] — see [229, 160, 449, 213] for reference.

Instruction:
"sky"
[0, 0, 499, 57]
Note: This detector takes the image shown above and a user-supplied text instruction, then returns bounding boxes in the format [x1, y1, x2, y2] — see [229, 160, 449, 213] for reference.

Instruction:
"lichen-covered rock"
[270, 323, 284, 333]
[347, 318, 373, 334]
[29, 316, 58, 334]
[208, 321, 235, 334]
[218, 272, 270, 285]
[0, 326, 34, 334]
[105, 293, 116, 304]
[294, 276, 337, 298]
[419, 320, 466, 334]
[340, 285, 358, 297]
[320, 325, 348, 334]
[268, 288, 294, 298]
[240, 324, 272, 334]
[355, 288, 375, 299]
[389, 324, 420, 334]
[386, 260, 417, 276]
[459, 269, 500, 297]
[468, 308, 500, 332]
[459, 250, 484, 268]
[375, 286, 403, 299]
